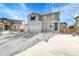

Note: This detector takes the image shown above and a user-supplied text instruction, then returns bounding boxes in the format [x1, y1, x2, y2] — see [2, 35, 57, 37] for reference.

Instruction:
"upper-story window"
[30, 16, 36, 21]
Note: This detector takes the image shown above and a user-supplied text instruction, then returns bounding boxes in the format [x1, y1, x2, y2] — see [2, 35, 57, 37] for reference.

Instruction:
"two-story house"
[28, 12, 60, 33]
[0, 18, 25, 32]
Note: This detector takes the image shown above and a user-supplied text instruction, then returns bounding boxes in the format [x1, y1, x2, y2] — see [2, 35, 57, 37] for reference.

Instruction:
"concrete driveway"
[0, 32, 56, 56]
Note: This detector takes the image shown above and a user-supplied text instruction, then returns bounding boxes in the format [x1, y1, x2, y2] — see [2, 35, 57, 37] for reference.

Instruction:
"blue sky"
[0, 3, 79, 26]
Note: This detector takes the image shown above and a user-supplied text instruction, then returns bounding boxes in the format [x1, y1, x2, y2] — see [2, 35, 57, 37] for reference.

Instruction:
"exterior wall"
[75, 17, 79, 33]
[41, 13, 59, 21]
[41, 13, 60, 32]
[77, 27, 79, 33]
[76, 19, 79, 33]
[19, 21, 25, 31]
[25, 24, 28, 32]
[45, 21, 51, 32]
[58, 22, 60, 32]
[43, 21, 60, 32]
[51, 22, 55, 32]
[0, 23, 4, 31]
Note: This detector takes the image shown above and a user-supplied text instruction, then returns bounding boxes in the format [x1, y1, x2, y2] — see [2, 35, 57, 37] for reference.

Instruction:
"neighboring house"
[0, 22, 4, 31]
[28, 12, 60, 33]
[0, 18, 11, 31]
[0, 18, 25, 32]
[75, 16, 79, 34]
[11, 20, 25, 32]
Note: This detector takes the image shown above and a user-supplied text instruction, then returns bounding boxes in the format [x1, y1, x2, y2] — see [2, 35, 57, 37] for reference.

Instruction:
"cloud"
[0, 4, 21, 19]
[19, 3, 27, 11]
[0, 3, 31, 23]
[46, 3, 79, 26]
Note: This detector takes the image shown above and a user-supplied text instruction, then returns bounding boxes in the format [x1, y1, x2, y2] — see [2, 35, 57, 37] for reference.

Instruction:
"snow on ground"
[0, 32, 56, 56]
[0, 31, 10, 35]
[15, 34, 79, 56]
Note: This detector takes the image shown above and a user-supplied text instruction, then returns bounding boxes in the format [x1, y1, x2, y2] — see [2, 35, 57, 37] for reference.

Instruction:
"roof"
[0, 17, 23, 24]
[0, 18, 10, 20]
[28, 12, 40, 17]
[11, 20, 23, 24]
[60, 22, 67, 25]
[41, 12, 60, 16]
[74, 16, 79, 20]
[28, 12, 60, 17]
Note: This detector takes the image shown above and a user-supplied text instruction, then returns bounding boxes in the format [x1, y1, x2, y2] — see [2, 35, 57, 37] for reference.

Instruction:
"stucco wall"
[24, 24, 28, 32]
[76, 27, 79, 33]
[51, 22, 55, 32]
[76, 17, 79, 33]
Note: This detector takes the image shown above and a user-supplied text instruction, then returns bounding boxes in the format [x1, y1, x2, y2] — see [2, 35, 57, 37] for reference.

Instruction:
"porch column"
[3, 24, 4, 31]
[58, 22, 60, 32]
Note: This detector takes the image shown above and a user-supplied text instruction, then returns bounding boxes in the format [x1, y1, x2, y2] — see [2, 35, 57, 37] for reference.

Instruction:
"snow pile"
[15, 34, 79, 56]
[28, 32, 56, 44]
[0, 31, 10, 35]
[15, 41, 49, 56]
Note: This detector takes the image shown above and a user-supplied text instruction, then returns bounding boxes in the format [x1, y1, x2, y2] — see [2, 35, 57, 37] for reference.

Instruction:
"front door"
[54, 23, 58, 31]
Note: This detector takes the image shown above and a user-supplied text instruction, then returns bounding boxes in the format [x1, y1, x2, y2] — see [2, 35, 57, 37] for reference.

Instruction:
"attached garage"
[28, 21, 42, 32]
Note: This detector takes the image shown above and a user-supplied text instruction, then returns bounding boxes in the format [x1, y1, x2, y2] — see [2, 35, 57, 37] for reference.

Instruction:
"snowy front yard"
[15, 34, 79, 56]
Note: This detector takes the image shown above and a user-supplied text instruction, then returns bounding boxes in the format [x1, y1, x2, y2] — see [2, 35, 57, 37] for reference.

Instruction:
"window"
[30, 16, 35, 21]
